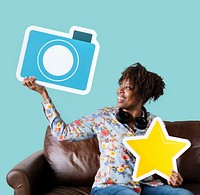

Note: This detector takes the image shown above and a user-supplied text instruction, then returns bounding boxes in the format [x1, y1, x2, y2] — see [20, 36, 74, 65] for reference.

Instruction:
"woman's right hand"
[22, 76, 49, 100]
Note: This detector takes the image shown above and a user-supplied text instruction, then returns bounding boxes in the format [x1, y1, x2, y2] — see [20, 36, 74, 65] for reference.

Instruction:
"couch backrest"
[44, 127, 100, 186]
[165, 121, 200, 183]
[44, 121, 200, 186]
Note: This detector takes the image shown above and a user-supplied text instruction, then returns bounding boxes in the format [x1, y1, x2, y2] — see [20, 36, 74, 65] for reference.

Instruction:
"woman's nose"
[118, 86, 124, 94]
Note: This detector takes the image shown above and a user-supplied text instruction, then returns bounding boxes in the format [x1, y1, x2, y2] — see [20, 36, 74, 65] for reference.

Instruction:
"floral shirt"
[42, 98, 163, 194]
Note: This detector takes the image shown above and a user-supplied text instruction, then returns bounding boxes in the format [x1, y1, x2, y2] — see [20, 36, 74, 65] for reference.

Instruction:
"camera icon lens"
[37, 39, 79, 82]
[16, 25, 100, 95]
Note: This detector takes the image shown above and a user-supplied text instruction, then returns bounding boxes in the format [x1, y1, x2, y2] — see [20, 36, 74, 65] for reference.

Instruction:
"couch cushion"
[44, 127, 100, 186]
[181, 183, 200, 195]
[44, 186, 91, 195]
[165, 121, 200, 184]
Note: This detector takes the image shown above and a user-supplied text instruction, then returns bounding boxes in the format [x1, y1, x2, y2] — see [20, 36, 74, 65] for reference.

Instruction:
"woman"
[23, 63, 193, 195]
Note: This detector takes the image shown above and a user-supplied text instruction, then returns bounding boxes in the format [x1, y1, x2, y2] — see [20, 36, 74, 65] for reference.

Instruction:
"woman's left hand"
[167, 170, 183, 187]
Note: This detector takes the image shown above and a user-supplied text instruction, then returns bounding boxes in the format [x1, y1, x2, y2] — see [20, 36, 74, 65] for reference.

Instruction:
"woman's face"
[117, 80, 142, 112]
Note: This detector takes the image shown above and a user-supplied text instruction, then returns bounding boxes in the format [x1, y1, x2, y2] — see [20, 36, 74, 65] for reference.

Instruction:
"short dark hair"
[118, 62, 165, 104]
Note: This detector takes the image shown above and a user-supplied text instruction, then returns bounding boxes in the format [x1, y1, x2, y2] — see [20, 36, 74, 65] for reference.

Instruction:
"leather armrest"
[6, 150, 54, 195]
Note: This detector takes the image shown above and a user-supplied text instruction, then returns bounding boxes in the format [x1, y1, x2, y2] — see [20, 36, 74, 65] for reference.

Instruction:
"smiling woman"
[22, 62, 193, 195]
[118, 64, 165, 104]
[116, 63, 165, 130]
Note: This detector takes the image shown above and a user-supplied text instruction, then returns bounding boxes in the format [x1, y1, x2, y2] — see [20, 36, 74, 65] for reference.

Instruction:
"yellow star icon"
[123, 117, 191, 181]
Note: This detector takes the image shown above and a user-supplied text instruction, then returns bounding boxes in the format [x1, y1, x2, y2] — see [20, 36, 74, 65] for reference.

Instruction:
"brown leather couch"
[7, 121, 200, 195]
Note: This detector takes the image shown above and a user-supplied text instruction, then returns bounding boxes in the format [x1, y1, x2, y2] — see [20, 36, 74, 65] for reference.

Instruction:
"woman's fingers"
[168, 170, 183, 187]
[22, 76, 37, 89]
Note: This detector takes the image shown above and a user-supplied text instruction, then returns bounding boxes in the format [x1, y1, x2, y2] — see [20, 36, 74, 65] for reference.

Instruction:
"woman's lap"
[90, 185, 139, 195]
[90, 184, 193, 195]
[141, 184, 193, 195]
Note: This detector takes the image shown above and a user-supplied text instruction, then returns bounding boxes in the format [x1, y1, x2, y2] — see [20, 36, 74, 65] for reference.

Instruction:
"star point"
[123, 117, 191, 181]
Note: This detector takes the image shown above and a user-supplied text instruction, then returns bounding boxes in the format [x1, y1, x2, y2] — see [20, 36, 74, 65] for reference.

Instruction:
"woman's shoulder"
[97, 106, 118, 114]
[147, 111, 156, 119]
[89, 106, 117, 118]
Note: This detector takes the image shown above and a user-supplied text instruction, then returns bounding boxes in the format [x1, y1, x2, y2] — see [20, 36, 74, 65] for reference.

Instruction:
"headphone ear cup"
[134, 106, 148, 129]
[116, 108, 130, 124]
[134, 117, 148, 129]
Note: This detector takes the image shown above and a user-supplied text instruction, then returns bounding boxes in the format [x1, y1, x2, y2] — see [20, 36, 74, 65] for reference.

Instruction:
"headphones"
[116, 106, 148, 129]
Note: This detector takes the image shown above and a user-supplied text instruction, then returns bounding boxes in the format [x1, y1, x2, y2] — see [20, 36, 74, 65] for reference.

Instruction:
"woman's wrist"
[41, 88, 49, 101]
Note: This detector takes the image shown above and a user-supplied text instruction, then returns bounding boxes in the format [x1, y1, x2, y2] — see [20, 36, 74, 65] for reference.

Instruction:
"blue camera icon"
[16, 25, 100, 95]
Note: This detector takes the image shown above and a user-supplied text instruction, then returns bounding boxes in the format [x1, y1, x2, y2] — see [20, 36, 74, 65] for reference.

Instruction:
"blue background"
[1, 1, 200, 194]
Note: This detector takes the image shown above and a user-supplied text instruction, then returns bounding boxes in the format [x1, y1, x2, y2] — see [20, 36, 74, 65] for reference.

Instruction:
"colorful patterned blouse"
[42, 98, 163, 194]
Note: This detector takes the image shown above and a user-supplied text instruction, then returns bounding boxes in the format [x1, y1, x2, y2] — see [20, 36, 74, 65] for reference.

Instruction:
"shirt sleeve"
[42, 98, 97, 142]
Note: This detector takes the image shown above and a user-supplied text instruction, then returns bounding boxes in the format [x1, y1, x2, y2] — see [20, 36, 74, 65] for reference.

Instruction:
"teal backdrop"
[1, 1, 200, 194]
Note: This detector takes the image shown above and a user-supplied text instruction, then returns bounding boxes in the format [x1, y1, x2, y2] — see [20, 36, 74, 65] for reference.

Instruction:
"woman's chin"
[117, 103, 125, 109]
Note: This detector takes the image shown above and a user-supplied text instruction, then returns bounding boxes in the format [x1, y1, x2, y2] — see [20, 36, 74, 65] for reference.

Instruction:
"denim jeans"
[90, 185, 139, 195]
[142, 184, 194, 195]
[90, 184, 194, 195]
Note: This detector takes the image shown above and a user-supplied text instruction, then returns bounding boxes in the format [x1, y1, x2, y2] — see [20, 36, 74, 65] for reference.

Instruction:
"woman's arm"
[42, 97, 97, 142]
[23, 76, 96, 142]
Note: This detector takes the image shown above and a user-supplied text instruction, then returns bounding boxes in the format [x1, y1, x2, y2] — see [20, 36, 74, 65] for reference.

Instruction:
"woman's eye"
[126, 86, 132, 90]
